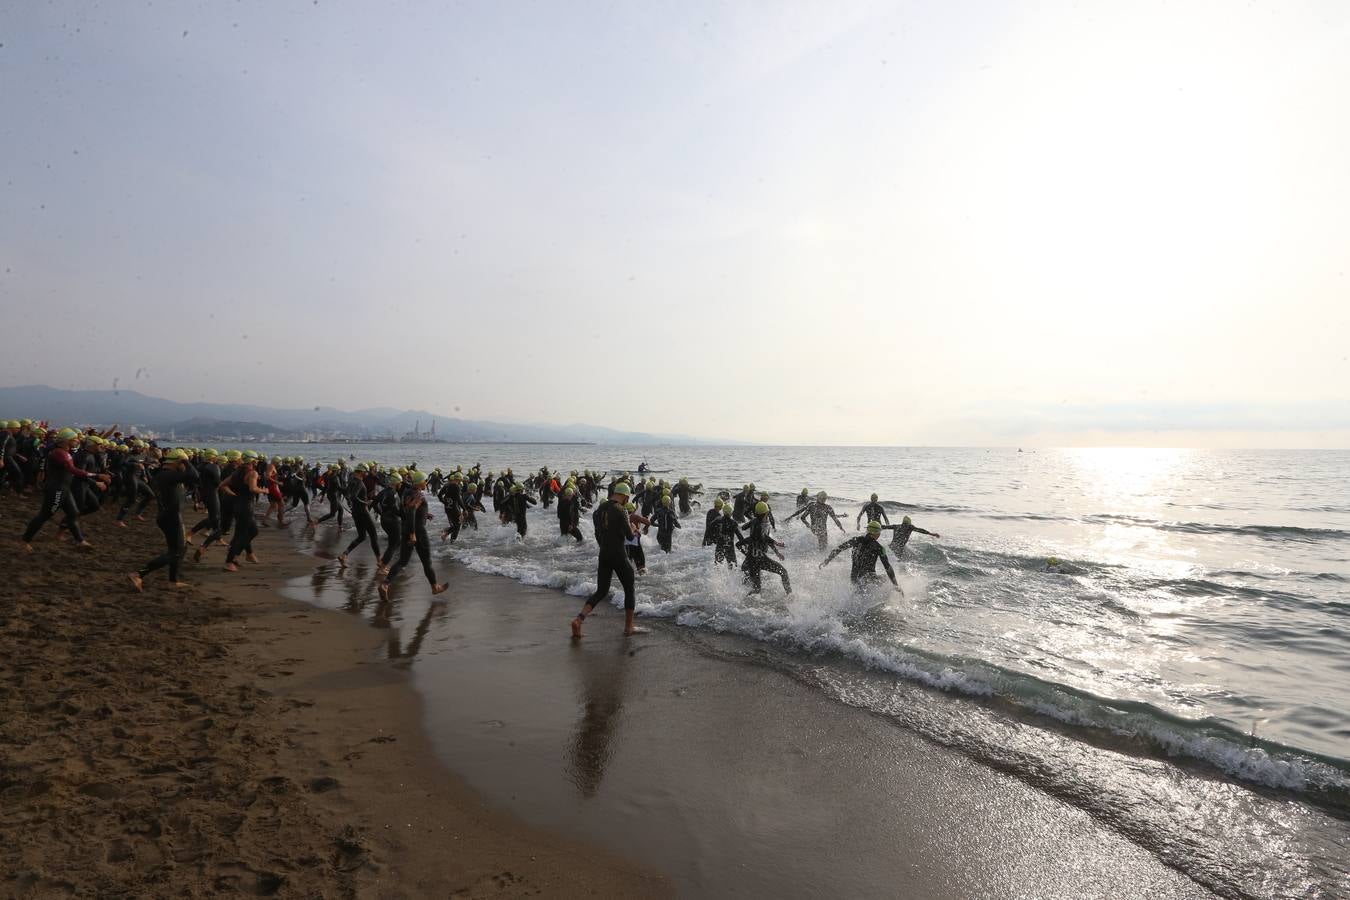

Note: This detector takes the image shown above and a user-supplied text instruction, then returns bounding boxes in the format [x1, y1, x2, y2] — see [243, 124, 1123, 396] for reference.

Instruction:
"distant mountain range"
[0, 385, 719, 446]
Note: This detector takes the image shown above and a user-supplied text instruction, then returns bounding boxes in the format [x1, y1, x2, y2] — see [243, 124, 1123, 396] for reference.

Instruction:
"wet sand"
[0, 497, 666, 898]
[292, 525, 1215, 898]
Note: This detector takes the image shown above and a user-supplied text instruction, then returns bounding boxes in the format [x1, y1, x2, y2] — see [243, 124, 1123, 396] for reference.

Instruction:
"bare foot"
[624, 626, 650, 636]
[127, 572, 143, 593]
[170, 581, 192, 589]
[75, 541, 94, 552]
[431, 583, 447, 595]
[245, 552, 259, 564]
[570, 617, 583, 639]
[193, 546, 204, 563]
[337, 554, 348, 569]
[377, 582, 390, 601]
[20, 542, 33, 554]
[115, 520, 127, 528]
[223, 562, 239, 572]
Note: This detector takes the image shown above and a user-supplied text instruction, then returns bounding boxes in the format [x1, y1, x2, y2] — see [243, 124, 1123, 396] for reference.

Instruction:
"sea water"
[264, 443, 1350, 896]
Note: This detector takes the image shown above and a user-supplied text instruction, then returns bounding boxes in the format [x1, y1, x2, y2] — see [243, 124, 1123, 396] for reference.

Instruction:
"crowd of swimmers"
[2, 420, 947, 638]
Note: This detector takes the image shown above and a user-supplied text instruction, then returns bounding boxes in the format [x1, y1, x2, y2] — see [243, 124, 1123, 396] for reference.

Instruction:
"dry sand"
[0, 495, 667, 898]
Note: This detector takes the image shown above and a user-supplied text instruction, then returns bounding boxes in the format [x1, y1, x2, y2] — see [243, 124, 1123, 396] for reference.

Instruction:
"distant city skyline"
[2, 2, 1347, 447]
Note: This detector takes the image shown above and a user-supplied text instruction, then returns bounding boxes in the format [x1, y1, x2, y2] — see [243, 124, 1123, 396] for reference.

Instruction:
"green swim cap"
[816, 491, 827, 501]
[564, 487, 575, 498]
[661, 496, 671, 507]
[871, 493, 878, 502]
[1048, 557, 1060, 567]
[867, 520, 883, 535]
[754, 501, 769, 516]
[510, 483, 522, 493]
[713, 498, 724, 509]
[625, 502, 636, 512]
[410, 470, 429, 486]
[388, 473, 402, 485]
[902, 515, 912, 525]
[613, 482, 632, 496]
[355, 463, 368, 472]
[164, 448, 190, 463]
[56, 427, 78, 441]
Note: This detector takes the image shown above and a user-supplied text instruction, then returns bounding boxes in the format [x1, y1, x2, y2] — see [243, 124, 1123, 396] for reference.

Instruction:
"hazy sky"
[2, 1, 1347, 446]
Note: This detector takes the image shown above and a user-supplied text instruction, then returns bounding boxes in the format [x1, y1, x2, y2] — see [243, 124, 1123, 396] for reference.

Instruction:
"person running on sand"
[20, 427, 111, 552]
[377, 470, 448, 600]
[220, 451, 265, 572]
[571, 482, 644, 638]
[337, 464, 381, 568]
[128, 448, 199, 592]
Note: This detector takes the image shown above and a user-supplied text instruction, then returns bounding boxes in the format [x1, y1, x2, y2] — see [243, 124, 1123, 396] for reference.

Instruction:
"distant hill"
[0, 385, 719, 446]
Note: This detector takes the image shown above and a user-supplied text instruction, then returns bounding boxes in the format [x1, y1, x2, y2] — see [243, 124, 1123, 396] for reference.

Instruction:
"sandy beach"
[1, 497, 666, 898]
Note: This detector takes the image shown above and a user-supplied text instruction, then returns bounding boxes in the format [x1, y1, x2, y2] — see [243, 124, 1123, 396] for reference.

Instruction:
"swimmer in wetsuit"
[378, 470, 448, 600]
[856, 494, 889, 529]
[820, 519, 901, 593]
[783, 491, 847, 551]
[879, 515, 939, 557]
[20, 428, 112, 551]
[337, 465, 381, 568]
[649, 495, 681, 552]
[570, 482, 642, 638]
[738, 501, 790, 595]
[127, 448, 199, 591]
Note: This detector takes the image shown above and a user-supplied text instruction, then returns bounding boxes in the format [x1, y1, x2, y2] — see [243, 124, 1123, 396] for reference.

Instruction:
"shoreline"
[1, 498, 667, 898]
[290, 523, 1216, 898]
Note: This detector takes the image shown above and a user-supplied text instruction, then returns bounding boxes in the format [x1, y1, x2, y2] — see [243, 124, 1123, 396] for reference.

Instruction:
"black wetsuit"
[385, 492, 439, 588]
[856, 501, 889, 529]
[738, 517, 790, 594]
[190, 462, 222, 536]
[115, 456, 153, 521]
[317, 471, 345, 527]
[557, 493, 585, 542]
[584, 499, 636, 610]
[285, 471, 312, 521]
[342, 477, 381, 560]
[650, 506, 681, 552]
[502, 492, 536, 538]
[702, 506, 721, 545]
[822, 535, 898, 587]
[707, 514, 742, 567]
[881, 522, 935, 557]
[22, 447, 94, 543]
[785, 500, 845, 551]
[138, 462, 199, 583]
[438, 481, 463, 542]
[374, 484, 403, 566]
[1, 431, 25, 493]
[224, 465, 260, 564]
[671, 482, 701, 516]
